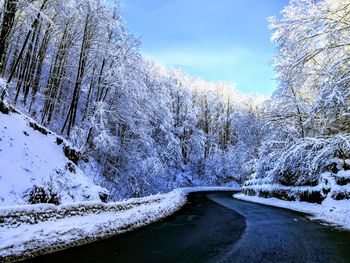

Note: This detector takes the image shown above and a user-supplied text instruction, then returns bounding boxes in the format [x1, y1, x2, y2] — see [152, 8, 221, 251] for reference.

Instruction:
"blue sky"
[119, 0, 289, 95]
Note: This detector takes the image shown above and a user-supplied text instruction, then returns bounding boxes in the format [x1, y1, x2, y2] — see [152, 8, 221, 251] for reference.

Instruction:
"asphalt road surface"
[28, 192, 350, 263]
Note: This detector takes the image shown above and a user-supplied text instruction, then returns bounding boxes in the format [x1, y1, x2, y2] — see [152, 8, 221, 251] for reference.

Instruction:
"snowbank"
[0, 109, 107, 206]
[0, 187, 238, 261]
[240, 168, 350, 229]
[234, 193, 350, 230]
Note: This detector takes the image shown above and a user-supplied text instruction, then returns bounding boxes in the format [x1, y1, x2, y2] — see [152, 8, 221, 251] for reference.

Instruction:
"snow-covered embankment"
[0, 106, 107, 206]
[233, 193, 350, 231]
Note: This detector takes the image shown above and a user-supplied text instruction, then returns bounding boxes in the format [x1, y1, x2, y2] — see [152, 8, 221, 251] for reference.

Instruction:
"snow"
[0, 190, 185, 260]
[243, 182, 324, 192]
[234, 193, 350, 231]
[0, 78, 6, 94]
[0, 187, 238, 261]
[0, 110, 107, 206]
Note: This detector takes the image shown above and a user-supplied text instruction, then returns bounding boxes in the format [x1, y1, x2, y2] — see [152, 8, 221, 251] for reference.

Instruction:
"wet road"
[28, 192, 350, 263]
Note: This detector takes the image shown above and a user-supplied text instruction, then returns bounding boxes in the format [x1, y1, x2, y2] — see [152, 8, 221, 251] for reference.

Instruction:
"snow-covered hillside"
[0, 106, 107, 206]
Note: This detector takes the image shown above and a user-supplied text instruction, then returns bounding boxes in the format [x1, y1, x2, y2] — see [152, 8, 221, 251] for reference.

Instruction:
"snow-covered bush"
[256, 135, 350, 186]
[27, 185, 60, 205]
[204, 149, 242, 185]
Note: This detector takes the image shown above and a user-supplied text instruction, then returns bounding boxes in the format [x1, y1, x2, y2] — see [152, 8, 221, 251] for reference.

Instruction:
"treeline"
[4, 0, 347, 202]
[0, 0, 262, 199]
[244, 0, 350, 201]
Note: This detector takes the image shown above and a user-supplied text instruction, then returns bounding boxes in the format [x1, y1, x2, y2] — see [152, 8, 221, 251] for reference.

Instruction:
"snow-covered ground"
[234, 193, 350, 231]
[0, 109, 107, 206]
[0, 186, 239, 261]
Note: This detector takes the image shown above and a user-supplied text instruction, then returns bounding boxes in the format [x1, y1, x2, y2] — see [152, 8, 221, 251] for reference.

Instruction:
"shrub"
[27, 186, 60, 205]
[257, 135, 350, 186]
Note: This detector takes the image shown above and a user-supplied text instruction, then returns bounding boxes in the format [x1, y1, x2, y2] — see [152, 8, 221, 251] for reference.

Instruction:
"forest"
[0, 0, 349, 203]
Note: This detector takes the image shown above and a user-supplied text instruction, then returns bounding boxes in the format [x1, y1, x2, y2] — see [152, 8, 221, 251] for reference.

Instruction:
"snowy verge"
[0, 108, 108, 206]
[0, 187, 239, 262]
[233, 193, 350, 231]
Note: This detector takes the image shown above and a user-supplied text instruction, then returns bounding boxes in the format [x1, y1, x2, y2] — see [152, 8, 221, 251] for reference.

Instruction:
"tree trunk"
[0, 0, 18, 76]
[62, 13, 91, 136]
[7, 0, 48, 84]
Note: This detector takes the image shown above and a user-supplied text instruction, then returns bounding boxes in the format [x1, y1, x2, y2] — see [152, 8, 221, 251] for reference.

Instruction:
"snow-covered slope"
[0, 107, 107, 206]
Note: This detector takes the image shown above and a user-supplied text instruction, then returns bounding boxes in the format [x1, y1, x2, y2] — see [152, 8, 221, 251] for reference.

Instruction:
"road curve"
[208, 193, 350, 263]
[28, 192, 350, 263]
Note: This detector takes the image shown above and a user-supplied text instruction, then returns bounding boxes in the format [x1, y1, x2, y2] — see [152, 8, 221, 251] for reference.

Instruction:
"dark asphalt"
[208, 193, 350, 263]
[27, 192, 350, 263]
